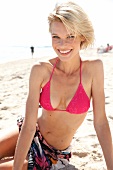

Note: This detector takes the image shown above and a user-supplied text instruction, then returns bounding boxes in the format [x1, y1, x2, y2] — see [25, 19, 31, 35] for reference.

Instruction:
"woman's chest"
[50, 75, 91, 110]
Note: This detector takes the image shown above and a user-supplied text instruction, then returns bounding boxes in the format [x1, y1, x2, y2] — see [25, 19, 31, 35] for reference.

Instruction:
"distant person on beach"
[105, 43, 113, 52]
[30, 46, 34, 57]
[0, 1, 113, 170]
[97, 43, 113, 53]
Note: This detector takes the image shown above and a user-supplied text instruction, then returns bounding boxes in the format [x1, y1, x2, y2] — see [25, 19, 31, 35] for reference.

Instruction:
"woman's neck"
[57, 57, 81, 75]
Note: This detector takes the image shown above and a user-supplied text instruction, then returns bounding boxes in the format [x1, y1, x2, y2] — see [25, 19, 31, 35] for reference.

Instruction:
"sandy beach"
[0, 48, 113, 170]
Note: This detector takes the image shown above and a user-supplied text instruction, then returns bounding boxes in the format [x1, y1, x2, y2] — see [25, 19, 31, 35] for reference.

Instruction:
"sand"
[0, 48, 113, 170]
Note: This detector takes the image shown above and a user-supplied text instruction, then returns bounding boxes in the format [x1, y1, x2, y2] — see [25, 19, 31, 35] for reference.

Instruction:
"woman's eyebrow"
[51, 33, 73, 36]
[51, 33, 58, 35]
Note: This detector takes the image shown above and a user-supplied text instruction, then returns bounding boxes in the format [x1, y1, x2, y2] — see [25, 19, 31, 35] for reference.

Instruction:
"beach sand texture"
[0, 48, 113, 169]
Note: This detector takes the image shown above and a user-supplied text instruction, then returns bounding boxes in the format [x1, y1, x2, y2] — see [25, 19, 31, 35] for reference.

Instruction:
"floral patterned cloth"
[17, 116, 71, 170]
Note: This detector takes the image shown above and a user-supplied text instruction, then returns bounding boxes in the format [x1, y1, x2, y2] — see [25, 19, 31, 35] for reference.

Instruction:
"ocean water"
[0, 45, 56, 64]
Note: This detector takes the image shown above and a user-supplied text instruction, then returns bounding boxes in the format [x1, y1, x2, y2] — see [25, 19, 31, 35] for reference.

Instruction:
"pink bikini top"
[39, 58, 90, 114]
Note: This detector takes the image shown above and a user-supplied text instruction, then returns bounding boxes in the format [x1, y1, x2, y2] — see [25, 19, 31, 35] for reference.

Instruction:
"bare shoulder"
[89, 59, 104, 76]
[89, 59, 103, 67]
[31, 58, 55, 74]
[30, 57, 57, 86]
[83, 59, 103, 74]
[84, 59, 104, 86]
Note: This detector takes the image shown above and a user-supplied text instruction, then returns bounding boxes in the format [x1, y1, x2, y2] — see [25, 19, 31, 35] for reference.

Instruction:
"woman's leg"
[0, 124, 29, 170]
[0, 125, 19, 159]
[0, 157, 28, 170]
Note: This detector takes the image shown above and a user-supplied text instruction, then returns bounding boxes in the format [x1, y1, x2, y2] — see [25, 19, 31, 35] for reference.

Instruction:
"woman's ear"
[80, 35, 85, 42]
[80, 35, 86, 49]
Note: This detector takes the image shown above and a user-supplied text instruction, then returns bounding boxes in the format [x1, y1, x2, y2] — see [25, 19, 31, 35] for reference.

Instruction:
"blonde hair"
[48, 1, 94, 49]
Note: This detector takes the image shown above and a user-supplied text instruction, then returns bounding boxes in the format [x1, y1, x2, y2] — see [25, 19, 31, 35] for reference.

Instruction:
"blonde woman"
[0, 1, 113, 170]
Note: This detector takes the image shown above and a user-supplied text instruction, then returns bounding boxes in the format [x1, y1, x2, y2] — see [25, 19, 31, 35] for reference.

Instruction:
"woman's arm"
[13, 64, 44, 170]
[91, 60, 113, 170]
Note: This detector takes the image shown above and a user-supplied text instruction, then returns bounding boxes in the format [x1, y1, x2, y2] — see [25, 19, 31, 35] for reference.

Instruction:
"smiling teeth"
[60, 50, 71, 54]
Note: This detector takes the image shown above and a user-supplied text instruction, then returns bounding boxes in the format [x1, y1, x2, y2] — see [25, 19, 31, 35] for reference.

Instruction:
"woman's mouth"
[58, 49, 72, 55]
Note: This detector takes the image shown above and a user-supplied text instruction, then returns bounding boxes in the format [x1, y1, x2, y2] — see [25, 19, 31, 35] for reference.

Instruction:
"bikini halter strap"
[80, 58, 82, 84]
[49, 58, 59, 81]
[49, 58, 82, 83]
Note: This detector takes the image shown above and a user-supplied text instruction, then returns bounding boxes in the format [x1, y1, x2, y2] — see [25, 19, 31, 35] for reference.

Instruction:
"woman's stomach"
[37, 109, 87, 150]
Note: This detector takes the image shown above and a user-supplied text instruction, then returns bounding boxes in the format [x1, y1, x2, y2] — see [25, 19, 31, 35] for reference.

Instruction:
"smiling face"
[50, 21, 84, 61]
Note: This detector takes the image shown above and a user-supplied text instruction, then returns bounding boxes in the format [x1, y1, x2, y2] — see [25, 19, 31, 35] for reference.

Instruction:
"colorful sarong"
[17, 116, 71, 170]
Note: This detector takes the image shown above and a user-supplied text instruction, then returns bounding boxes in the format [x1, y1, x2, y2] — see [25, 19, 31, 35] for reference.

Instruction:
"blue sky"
[0, 0, 113, 47]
